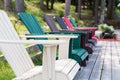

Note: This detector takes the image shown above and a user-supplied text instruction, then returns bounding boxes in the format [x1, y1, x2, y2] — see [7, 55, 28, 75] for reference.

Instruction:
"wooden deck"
[74, 40, 120, 80]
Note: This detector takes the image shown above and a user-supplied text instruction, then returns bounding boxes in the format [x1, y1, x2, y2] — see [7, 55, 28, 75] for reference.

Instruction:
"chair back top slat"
[0, 11, 34, 77]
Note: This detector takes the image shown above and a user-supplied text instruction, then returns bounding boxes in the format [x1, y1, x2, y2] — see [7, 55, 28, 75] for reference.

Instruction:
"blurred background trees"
[1, 0, 120, 27]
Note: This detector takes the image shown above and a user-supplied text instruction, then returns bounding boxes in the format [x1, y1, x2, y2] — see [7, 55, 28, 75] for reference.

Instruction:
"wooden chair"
[18, 13, 88, 66]
[18, 13, 79, 60]
[0, 10, 80, 80]
[67, 17, 98, 42]
[53, 16, 95, 54]
[62, 17, 97, 46]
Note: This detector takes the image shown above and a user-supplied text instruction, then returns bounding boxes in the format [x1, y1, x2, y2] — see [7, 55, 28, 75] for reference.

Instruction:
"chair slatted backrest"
[44, 15, 59, 32]
[55, 16, 68, 30]
[69, 18, 78, 27]
[0, 11, 34, 77]
[62, 17, 75, 30]
[18, 13, 47, 51]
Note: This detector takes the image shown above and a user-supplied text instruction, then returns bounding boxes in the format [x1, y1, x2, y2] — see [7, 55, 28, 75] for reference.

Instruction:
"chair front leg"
[42, 45, 57, 80]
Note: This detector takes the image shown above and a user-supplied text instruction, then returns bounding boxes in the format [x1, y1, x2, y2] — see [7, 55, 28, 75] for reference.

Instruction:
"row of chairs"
[19, 13, 88, 67]
[0, 10, 81, 80]
[18, 13, 98, 66]
[0, 10, 98, 80]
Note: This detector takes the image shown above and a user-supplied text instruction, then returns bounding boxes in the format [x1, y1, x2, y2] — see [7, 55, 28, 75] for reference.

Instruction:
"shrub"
[98, 24, 115, 34]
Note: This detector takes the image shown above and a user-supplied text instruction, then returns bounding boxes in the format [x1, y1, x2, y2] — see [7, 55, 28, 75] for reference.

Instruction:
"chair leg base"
[80, 60, 86, 67]
[85, 43, 94, 54]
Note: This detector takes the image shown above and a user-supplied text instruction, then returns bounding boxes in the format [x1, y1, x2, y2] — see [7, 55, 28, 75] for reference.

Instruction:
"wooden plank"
[74, 41, 120, 80]
[111, 41, 120, 80]
[89, 41, 106, 80]
[89, 47, 106, 80]
[115, 42, 120, 64]
[74, 41, 103, 80]
[101, 42, 112, 80]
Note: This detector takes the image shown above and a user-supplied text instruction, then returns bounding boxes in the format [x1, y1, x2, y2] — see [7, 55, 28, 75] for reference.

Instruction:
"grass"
[0, 51, 2, 55]
[0, 51, 42, 80]
[0, 60, 15, 80]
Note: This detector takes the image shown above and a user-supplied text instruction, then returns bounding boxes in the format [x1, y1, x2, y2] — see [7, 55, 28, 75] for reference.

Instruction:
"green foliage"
[98, 24, 115, 34]
[70, 5, 75, 13]
[0, 51, 2, 55]
[0, 0, 4, 9]
[74, 17, 79, 23]
[0, 60, 15, 80]
[0, 53, 42, 80]
[58, 10, 64, 17]
[32, 54, 43, 65]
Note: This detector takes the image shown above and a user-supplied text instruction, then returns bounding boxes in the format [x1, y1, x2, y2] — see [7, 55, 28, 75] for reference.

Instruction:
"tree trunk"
[107, 0, 114, 19]
[46, 0, 54, 10]
[99, 0, 106, 24]
[94, 0, 99, 26]
[40, 0, 45, 9]
[78, 0, 82, 18]
[46, 0, 49, 10]
[50, 0, 54, 9]
[75, 0, 78, 12]
[4, 0, 12, 11]
[15, 0, 25, 13]
[64, 0, 71, 16]
[92, 0, 95, 16]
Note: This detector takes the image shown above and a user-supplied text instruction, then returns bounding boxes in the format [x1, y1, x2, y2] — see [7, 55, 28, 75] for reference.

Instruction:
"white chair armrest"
[0, 40, 65, 45]
[20, 34, 78, 39]
[20, 34, 78, 59]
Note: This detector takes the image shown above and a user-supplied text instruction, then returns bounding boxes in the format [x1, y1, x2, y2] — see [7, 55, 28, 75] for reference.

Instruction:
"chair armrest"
[20, 34, 78, 59]
[0, 40, 65, 45]
[59, 30, 87, 34]
[20, 34, 78, 39]
[75, 27, 97, 30]
[47, 30, 87, 35]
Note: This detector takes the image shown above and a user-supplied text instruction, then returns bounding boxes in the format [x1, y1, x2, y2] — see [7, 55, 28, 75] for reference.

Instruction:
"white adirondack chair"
[0, 10, 80, 80]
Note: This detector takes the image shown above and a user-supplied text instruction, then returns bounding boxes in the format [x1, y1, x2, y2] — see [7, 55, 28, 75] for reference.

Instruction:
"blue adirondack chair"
[18, 13, 89, 66]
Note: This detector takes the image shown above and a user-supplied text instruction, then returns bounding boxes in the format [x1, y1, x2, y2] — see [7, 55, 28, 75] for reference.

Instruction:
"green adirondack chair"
[18, 13, 89, 66]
